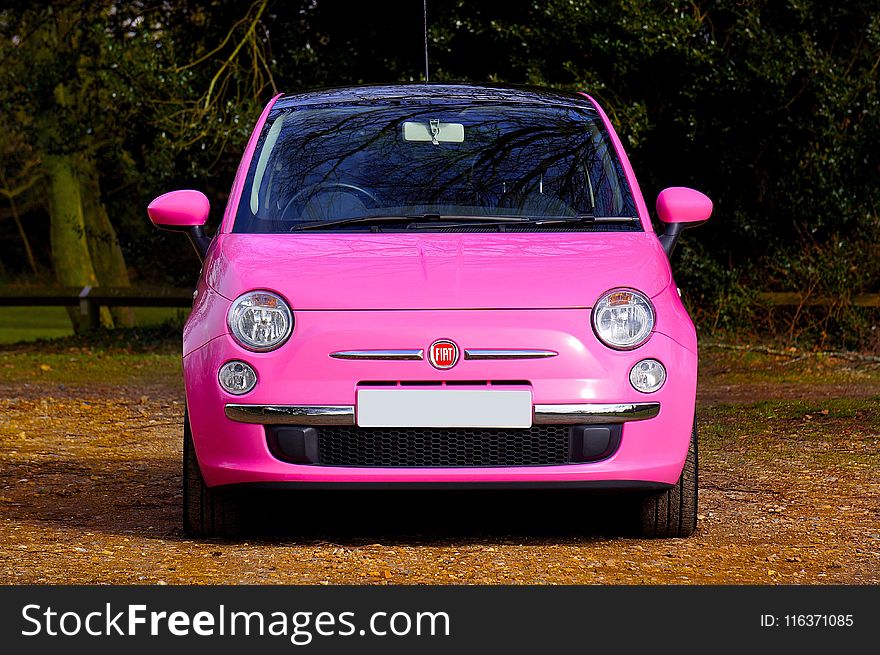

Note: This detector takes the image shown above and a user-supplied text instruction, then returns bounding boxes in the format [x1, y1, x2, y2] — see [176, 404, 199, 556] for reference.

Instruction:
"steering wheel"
[280, 182, 381, 221]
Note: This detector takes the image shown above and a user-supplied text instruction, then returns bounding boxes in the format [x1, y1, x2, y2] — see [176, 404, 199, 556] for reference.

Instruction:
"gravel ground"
[0, 344, 877, 584]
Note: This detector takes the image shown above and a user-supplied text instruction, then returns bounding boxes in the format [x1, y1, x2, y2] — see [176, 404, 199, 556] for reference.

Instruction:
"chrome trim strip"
[464, 349, 558, 360]
[330, 349, 424, 361]
[225, 404, 355, 425]
[533, 402, 660, 425]
[227, 403, 658, 426]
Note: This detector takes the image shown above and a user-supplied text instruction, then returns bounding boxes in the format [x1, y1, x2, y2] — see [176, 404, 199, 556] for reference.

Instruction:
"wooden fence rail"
[0, 286, 194, 330]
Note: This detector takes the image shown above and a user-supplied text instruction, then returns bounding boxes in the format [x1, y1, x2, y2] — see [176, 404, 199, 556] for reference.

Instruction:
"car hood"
[206, 232, 671, 310]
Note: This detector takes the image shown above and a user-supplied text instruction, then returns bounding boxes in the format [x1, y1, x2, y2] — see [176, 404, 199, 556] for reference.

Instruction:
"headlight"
[591, 288, 655, 350]
[227, 290, 293, 351]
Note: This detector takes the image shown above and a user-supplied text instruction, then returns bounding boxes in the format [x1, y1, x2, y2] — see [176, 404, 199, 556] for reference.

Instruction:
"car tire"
[637, 420, 698, 538]
[183, 409, 243, 538]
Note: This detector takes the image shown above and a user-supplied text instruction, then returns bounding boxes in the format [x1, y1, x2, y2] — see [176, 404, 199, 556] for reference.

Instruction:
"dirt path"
[0, 347, 878, 584]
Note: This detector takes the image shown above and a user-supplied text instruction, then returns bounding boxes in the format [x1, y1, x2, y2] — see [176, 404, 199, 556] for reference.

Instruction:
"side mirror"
[655, 187, 713, 257]
[147, 189, 212, 260]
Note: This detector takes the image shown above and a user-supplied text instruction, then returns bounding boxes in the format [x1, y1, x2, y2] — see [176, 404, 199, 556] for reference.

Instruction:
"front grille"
[316, 425, 571, 467]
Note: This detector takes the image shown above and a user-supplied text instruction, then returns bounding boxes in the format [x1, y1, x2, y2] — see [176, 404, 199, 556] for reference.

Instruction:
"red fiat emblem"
[429, 339, 459, 369]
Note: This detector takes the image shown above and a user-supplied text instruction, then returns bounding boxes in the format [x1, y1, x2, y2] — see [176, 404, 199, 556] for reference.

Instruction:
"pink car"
[148, 85, 712, 538]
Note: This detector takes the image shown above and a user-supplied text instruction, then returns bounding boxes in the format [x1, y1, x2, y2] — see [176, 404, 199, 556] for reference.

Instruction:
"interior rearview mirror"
[402, 121, 465, 144]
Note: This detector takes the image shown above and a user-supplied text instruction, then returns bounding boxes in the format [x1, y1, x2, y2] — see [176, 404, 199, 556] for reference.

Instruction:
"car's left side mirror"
[147, 189, 212, 261]
[655, 187, 713, 257]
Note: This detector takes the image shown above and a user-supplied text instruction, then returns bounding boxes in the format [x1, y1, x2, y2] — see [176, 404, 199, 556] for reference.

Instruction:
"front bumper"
[183, 308, 696, 488]
[223, 401, 661, 425]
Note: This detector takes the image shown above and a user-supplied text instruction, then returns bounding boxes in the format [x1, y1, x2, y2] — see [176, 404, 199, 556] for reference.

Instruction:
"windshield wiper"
[288, 213, 636, 232]
[289, 214, 531, 232]
[403, 213, 597, 229]
[405, 214, 547, 228]
[289, 215, 415, 231]
[523, 214, 641, 226]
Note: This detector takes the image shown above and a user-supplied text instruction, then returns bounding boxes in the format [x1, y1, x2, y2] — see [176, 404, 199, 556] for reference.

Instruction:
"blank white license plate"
[357, 389, 533, 428]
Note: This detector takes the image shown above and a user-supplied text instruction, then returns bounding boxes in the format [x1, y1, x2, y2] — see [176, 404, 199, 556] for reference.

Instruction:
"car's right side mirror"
[655, 187, 713, 257]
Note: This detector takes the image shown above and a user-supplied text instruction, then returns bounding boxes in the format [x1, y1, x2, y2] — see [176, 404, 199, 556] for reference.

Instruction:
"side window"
[585, 120, 635, 217]
[250, 114, 287, 215]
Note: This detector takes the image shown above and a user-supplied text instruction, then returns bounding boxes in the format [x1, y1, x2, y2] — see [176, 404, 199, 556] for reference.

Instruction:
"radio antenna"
[423, 0, 430, 82]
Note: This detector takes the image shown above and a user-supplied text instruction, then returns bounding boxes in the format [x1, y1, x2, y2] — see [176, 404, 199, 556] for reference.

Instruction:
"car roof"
[272, 84, 598, 112]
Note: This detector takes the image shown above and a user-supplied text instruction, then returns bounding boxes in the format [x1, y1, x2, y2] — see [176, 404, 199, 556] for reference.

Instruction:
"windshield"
[233, 101, 639, 233]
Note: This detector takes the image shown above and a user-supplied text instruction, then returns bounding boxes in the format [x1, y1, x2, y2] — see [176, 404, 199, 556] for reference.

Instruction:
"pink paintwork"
[147, 189, 210, 228]
[656, 187, 714, 224]
[201, 232, 671, 312]
[157, 88, 711, 496]
[579, 92, 653, 231]
[185, 307, 696, 486]
[220, 93, 283, 233]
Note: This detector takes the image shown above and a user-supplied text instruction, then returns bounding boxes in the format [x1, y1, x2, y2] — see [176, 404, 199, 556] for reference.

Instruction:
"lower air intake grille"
[316, 425, 571, 467]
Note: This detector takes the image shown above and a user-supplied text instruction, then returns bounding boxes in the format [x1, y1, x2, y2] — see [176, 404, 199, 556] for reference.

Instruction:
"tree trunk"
[79, 155, 134, 327]
[44, 153, 109, 332]
[43, 76, 112, 331]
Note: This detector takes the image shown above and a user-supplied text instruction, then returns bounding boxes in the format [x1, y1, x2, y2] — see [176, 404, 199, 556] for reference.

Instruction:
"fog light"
[629, 358, 666, 393]
[218, 360, 257, 395]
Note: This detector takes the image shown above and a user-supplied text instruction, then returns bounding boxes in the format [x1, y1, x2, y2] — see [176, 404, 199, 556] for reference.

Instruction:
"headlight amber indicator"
[227, 290, 293, 352]
[591, 288, 655, 350]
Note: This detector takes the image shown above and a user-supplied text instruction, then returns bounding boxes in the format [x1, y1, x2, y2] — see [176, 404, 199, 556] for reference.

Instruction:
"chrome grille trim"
[330, 349, 424, 361]
[533, 402, 660, 424]
[225, 404, 355, 425]
[464, 349, 558, 360]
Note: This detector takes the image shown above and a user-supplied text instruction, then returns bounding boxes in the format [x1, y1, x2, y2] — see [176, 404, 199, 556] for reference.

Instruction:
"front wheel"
[182, 409, 243, 538]
[636, 422, 698, 537]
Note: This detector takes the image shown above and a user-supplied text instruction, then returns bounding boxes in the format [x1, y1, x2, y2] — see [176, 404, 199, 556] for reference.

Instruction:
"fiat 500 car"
[147, 84, 712, 538]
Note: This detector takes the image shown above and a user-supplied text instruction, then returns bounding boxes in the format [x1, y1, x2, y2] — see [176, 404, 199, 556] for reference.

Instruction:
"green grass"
[0, 306, 190, 345]
[699, 396, 879, 467]
[698, 343, 880, 387]
[0, 323, 183, 387]
[0, 350, 182, 388]
[0, 306, 73, 344]
[702, 396, 880, 429]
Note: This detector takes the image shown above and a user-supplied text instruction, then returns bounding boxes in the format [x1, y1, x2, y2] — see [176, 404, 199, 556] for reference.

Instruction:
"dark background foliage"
[1, 0, 877, 346]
